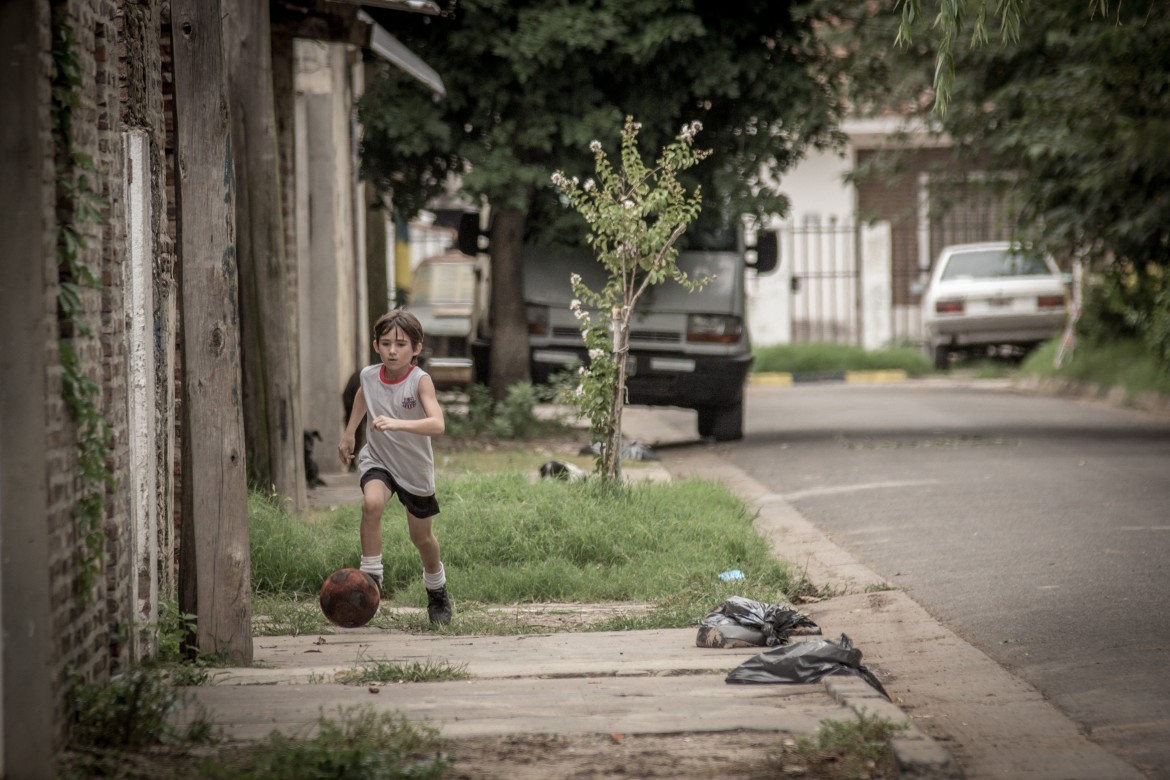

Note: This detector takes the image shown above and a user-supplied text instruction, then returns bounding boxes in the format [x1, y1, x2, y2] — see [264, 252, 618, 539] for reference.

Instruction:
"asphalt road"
[724, 380, 1170, 778]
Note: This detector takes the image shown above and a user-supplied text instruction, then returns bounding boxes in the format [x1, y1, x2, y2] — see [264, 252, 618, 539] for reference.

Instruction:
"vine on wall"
[51, 11, 114, 606]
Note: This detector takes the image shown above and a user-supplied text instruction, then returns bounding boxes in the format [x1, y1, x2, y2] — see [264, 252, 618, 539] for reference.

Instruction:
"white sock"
[423, 563, 445, 590]
[360, 555, 383, 581]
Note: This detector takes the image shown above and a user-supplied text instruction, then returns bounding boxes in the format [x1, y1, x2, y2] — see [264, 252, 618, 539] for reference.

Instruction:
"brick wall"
[39, 0, 175, 745]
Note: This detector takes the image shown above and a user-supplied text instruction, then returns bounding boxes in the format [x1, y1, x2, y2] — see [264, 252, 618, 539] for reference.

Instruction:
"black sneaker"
[426, 585, 453, 625]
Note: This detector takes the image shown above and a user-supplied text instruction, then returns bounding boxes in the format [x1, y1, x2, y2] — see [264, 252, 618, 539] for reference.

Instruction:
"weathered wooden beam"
[170, 0, 253, 664]
[0, 0, 56, 773]
[223, 0, 306, 512]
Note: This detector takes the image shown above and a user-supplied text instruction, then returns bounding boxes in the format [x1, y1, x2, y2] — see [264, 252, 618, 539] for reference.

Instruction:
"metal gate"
[781, 219, 862, 345]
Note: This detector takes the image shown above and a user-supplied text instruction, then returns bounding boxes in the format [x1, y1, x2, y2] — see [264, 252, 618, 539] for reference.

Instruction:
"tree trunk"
[171, 0, 252, 663]
[222, 0, 305, 511]
[488, 205, 531, 399]
[602, 307, 628, 482]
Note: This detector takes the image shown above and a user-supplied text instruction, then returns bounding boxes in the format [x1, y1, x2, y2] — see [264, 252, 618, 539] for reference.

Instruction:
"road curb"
[824, 678, 963, 779]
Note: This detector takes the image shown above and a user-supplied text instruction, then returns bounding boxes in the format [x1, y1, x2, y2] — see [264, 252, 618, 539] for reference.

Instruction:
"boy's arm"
[370, 373, 445, 437]
[339, 386, 367, 465]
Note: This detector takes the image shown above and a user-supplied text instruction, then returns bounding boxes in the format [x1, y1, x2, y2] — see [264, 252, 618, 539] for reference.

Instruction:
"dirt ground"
[444, 731, 799, 780]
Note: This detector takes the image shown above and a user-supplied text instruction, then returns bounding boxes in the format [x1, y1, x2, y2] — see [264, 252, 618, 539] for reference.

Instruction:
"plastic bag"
[725, 633, 889, 698]
[696, 596, 820, 648]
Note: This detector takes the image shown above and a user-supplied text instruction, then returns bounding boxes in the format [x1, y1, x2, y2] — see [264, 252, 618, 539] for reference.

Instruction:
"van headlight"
[687, 314, 742, 344]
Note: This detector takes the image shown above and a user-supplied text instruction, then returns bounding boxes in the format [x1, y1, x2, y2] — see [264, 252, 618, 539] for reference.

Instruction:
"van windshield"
[413, 261, 476, 305]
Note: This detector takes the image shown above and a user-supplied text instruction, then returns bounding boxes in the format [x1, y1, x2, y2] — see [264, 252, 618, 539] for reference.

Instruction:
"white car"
[919, 242, 1069, 369]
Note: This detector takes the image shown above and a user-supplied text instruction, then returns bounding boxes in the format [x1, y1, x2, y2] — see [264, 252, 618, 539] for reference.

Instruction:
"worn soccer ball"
[318, 568, 380, 628]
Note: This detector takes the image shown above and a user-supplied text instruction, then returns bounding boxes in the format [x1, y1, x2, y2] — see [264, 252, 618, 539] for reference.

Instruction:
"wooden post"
[170, 0, 252, 663]
[222, 0, 306, 512]
[1, 1, 56, 772]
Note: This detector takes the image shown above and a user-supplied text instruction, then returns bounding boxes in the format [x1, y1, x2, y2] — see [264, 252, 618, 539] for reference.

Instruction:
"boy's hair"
[373, 310, 425, 350]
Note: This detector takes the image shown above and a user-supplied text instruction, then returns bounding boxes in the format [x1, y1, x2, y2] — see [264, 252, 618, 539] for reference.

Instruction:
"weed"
[775, 712, 907, 779]
[69, 667, 215, 751]
[202, 706, 449, 780]
[337, 656, 471, 685]
[1021, 337, 1170, 398]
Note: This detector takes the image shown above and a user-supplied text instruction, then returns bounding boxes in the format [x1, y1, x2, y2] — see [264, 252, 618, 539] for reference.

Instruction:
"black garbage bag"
[696, 596, 820, 648]
[725, 633, 889, 698]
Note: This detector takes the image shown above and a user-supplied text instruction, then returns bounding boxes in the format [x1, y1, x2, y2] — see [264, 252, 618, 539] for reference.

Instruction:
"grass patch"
[64, 703, 450, 779]
[251, 475, 805, 636]
[1021, 338, 1170, 399]
[336, 657, 470, 685]
[774, 713, 907, 779]
[753, 343, 933, 376]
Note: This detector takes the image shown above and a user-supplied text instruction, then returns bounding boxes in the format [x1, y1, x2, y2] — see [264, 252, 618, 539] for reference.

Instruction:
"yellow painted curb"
[844, 369, 908, 384]
[750, 372, 794, 386]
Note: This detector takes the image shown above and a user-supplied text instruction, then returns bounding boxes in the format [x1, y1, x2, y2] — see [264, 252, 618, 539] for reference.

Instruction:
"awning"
[357, 9, 445, 97]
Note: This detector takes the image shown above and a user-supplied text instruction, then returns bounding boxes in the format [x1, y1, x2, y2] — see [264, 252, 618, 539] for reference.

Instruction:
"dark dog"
[304, 430, 326, 489]
[539, 460, 587, 482]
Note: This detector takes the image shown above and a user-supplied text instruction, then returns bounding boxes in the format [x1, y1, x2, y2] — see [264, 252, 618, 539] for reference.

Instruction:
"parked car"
[405, 252, 480, 389]
[918, 242, 1069, 369]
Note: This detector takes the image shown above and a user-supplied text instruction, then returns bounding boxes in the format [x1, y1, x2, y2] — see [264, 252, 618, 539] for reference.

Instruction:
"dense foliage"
[860, 1, 1170, 369]
[361, 0, 848, 241]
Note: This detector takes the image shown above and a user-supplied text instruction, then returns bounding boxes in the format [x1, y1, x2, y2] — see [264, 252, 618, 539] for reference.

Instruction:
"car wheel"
[697, 400, 744, 442]
[932, 344, 950, 371]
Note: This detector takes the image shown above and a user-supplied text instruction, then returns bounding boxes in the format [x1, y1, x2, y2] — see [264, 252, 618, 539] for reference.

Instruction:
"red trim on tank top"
[380, 364, 415, 385]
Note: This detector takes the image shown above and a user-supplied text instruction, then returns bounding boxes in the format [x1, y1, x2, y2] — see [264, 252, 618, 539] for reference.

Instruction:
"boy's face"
[373, 326, 422, 372]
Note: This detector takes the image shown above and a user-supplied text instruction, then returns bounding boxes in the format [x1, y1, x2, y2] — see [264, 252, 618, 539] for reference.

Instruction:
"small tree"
[552, 117, 709, 482]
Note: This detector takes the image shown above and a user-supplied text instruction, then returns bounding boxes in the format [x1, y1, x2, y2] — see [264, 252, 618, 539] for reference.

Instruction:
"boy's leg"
[407, 511, 452, 625]
[359, 479, 392, 587]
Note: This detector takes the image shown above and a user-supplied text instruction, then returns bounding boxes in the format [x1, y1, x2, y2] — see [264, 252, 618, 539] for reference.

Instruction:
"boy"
[339, 310, 452, 625]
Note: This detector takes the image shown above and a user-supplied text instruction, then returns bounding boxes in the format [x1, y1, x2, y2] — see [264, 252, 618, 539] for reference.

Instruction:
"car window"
[412, 262, 476, 305]
[940, 249, 1051, 281]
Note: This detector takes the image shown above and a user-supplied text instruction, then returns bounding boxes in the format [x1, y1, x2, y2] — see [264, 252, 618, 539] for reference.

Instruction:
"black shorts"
[359, 467, 440, 519]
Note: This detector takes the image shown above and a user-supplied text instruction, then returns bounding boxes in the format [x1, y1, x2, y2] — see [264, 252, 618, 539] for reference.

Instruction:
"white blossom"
[570, 273, 582, 285]
[584, 179, 595, 192]
[589, 140, 602, 153]
[573, 308, 590, 321]
[551, 171, 567, 187]
[569, 298, 582, 311]
[680, 120, 703, 141]
[588, 348, 606, 361]
[623, 200, 635, 210]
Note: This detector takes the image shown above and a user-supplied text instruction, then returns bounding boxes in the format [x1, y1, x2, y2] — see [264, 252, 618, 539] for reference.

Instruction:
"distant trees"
[887, 1, 1170, 366]
[358, 0, 853, 395]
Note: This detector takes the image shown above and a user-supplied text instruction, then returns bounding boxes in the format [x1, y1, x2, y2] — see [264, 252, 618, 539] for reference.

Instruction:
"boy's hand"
[339, 432, 355, 465]
[372, 415, 398, 432]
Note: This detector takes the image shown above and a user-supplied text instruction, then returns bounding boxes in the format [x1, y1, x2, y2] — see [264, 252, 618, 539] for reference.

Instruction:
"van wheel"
[697, 400, 743, 442]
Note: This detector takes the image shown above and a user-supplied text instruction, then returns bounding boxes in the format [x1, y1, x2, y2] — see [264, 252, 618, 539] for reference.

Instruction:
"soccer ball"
[318, 568, 380, 628]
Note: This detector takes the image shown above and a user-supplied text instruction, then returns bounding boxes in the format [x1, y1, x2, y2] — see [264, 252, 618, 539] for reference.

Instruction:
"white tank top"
[357, 364, 435, 496]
